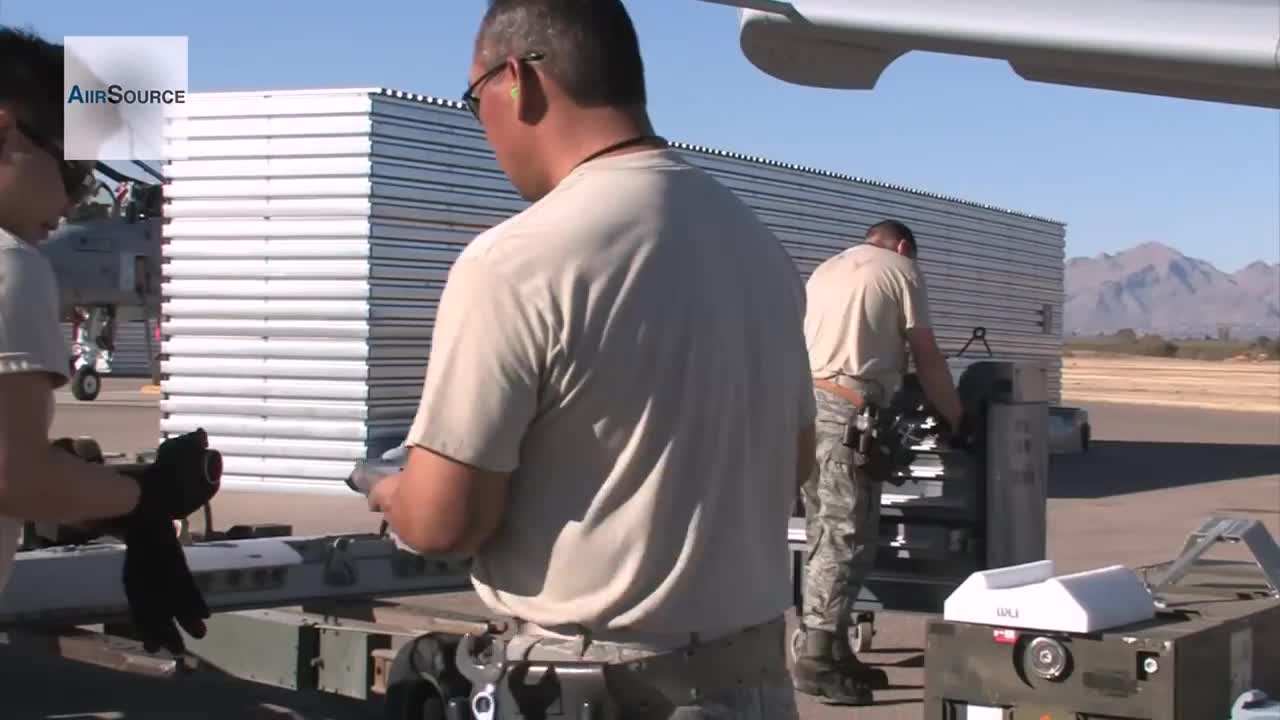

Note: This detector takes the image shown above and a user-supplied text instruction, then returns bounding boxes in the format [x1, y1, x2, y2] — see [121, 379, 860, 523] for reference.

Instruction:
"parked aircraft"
[699, 0, 1280, 109]
[37, 161, 164, 401]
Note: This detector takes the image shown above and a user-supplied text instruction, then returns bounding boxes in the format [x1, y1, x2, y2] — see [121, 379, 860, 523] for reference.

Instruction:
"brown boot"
[790, 629, 875, 705]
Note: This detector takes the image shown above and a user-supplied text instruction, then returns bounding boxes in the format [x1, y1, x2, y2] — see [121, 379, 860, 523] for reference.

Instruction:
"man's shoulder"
[0, 234, 58, 284]
[838, 244, 918, 278]
[0, 230, 21, 252]
[454, 166, 604, 266]
[454, 153, 713, 271]
[0, 234, 57, 294]
[809, 245, 867, 282]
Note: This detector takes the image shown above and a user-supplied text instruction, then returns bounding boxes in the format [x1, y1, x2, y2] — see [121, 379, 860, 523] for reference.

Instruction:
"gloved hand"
[114, 429, 220, 655]
[119, 429, 222, 520]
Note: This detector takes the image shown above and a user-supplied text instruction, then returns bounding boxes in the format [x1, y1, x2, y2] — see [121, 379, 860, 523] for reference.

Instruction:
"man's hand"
[368, 473, 400, 513]
[122, 429, 222, 520]
[940, 411, 977, 451]
[906, 326, 965, 435]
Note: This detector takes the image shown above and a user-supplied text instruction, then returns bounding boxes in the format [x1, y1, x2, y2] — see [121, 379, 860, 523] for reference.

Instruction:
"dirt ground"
[1062, 352, 1280, 414]
[0, 379, 1276, 719]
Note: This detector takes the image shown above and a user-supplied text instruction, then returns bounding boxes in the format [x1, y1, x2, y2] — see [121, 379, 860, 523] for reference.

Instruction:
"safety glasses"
[462, 51, 545, 119]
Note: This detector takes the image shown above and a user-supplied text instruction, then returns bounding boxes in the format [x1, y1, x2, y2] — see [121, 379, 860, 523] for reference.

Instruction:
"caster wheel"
[851, 620, 874, 654]
[71, 366, 101, 402]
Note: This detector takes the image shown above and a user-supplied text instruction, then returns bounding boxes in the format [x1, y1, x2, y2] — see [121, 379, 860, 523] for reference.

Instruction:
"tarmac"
[1, 378, 1276, 719]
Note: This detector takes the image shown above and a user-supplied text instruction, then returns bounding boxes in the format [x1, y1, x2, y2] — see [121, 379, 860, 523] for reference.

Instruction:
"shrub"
[1130, 335, 1178, 358]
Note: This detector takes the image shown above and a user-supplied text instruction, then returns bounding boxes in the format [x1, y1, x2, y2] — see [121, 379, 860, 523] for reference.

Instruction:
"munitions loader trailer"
[0, 527, 488, 718]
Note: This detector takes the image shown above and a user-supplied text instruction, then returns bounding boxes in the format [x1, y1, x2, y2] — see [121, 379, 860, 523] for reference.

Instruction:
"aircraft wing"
[699, 0, 1280, 108]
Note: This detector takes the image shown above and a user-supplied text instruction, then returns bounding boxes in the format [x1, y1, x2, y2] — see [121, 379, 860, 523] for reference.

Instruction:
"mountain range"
[1063, 242, 1280, 338]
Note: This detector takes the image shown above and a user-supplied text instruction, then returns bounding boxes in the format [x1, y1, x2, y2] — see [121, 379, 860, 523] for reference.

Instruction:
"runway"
[3, 379, 1276, 719]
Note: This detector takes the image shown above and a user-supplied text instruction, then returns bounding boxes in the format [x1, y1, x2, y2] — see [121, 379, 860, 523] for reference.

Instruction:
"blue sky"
[6, 0, 1278, 271]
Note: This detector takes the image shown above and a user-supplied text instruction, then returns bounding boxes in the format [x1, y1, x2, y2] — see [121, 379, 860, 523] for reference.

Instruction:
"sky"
[4, 0, 1277, 272]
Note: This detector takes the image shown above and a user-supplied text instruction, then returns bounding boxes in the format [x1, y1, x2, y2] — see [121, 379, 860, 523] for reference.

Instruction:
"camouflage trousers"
[503, 616, 799, 719]
[800, 388, 885, 634]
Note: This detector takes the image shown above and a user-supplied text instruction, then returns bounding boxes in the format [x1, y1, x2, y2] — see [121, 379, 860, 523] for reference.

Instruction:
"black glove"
[115, 429, 220, 655]
[120, 429, 223, 520]
[121, 506, 211, 654]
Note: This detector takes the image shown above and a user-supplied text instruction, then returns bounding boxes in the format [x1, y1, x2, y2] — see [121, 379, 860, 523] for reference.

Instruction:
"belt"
[498, 617, 789, 717]
[513, 616, 770, 654]
[605, 616, 787, 712]
[814, 377, 866, 408]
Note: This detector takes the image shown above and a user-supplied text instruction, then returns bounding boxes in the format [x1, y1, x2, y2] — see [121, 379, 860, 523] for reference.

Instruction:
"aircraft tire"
[71, 366, 101, 402]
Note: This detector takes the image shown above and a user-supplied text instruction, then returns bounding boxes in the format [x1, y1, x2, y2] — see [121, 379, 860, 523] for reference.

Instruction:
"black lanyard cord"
[573, 134, 669, 170]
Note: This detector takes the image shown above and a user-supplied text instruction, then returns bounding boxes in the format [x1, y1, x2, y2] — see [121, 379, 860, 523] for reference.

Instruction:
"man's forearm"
[914, 353, 964, 429]
[0, 447, 140, 524]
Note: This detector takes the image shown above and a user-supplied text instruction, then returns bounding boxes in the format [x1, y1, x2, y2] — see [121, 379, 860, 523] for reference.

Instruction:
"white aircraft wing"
[699, 0, 1280, 108]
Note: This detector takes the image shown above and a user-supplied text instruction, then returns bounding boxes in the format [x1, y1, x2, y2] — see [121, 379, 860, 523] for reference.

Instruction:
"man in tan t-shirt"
[792, 219, 964, 705]
[367, 1, 814, 716]
[0, 27, 213, 656]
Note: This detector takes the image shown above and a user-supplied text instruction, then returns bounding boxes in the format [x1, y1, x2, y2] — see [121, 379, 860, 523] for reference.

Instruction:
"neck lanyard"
[574, 134, 668, 170]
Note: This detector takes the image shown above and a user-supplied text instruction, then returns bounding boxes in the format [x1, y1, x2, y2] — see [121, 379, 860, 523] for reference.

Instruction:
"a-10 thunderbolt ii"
[698, 0, 1280, 109]
[36, 160, 164, 402]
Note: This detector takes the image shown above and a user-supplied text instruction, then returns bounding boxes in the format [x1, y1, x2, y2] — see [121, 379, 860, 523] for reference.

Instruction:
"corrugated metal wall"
[161, 88, 1065, 494]
[60, 320, 157, 378]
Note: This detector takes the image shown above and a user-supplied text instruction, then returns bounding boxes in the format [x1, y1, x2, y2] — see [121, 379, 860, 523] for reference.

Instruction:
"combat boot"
[790, 628, 875, 705]
[832, 633, 889, 690]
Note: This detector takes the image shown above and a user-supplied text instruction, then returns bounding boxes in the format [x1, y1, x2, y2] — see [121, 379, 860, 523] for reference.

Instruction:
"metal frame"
[1142, 514, 1280, 601]
[0, 533, 471, 628]
[0, 531, 481, 712]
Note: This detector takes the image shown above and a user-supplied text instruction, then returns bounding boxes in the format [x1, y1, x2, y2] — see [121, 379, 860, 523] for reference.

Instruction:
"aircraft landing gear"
[69, 305, 115, 402]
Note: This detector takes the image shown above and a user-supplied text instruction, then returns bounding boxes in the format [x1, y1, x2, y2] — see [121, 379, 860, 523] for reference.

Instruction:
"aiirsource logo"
[66, 84, 187, 106]
[63, 35, 189, 161]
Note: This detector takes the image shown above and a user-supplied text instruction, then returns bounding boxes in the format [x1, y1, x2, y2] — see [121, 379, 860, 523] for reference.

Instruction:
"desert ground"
[1, 355, 1276, 719]
[1062, 351, 1280, 414]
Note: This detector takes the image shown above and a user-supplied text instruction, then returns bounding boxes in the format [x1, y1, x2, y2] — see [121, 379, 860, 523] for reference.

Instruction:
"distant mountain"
[1063, 242, 1280, 338]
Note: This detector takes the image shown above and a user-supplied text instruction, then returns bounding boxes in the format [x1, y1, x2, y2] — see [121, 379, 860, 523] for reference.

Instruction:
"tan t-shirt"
[405, 148, 815, 637]
[804, 243, 932, 400]
[0, 229, 71, 593]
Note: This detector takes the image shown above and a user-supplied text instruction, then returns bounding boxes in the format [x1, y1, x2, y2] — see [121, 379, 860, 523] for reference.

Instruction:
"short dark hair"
[867, 219, 918, 259]
[475, 0, 647, 108]
[0, 26, 64, 140]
